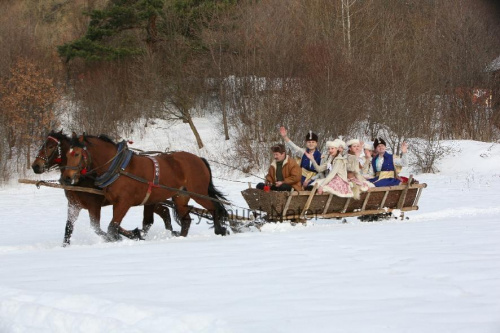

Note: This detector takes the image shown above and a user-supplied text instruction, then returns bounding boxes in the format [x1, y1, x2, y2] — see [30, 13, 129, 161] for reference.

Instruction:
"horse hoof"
[104, 233, 122, 242]
[215, 227, 229, 236]
[132, 228, 146, 241]
[171, 231, 181, 237]
[62, 242, 70, 247]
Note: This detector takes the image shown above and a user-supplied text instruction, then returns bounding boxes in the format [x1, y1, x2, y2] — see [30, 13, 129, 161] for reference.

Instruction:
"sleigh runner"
[241, 176, 427, 222]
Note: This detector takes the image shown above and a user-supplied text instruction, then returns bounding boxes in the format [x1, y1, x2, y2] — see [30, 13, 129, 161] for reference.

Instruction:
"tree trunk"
[346, 1, 352, 60]
[184, 112, 204, 149]
[146, 14, 158, 53]
[26, 144, 31, 169]
[220, 83, 230, 140]
[7, 127, 15, 159]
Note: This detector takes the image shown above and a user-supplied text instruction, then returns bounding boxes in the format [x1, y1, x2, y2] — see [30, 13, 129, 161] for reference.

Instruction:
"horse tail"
[201, 157, 229, 219]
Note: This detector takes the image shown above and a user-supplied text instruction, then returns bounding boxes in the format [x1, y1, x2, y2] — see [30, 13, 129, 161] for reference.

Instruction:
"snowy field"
[1, 118, 500, 332]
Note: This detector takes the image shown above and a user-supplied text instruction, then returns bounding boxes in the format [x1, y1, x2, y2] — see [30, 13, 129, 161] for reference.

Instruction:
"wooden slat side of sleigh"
[241, 176, 427, 222]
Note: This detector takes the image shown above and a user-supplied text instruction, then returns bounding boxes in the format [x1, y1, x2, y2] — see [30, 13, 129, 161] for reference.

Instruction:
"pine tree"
[58, 0, 165, 62]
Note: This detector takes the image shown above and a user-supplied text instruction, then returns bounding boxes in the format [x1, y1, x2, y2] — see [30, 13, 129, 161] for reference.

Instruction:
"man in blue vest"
[280, 127, 322, 190]
[369, 138, 408, 187]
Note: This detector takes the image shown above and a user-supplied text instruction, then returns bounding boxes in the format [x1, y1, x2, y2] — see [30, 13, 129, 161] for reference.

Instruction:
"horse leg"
[173, 196, 192, 237]
[142, 204, 155, 235]
[88, 205, 107, 239]
[106, 203, 142, 241]
[193, 198, 228, 236]
[63, 204, 81, 247]
[154, 203, 173, 232]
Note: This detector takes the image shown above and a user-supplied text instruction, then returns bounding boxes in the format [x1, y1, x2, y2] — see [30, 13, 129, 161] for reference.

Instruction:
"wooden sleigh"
[241, 176, 427, 222]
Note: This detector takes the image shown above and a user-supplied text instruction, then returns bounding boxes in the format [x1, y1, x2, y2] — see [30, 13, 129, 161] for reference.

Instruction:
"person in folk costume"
[305, 139, 354, 197]
[279, 127, 322, 190]
[256, 144, 302, 192]
[346, 139, 375, 199]
[369, 138, 409, 187]
[360, 142, 375, 179]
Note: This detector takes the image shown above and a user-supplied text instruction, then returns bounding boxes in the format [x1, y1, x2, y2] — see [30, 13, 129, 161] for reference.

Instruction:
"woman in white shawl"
[346, 139, 375, 199]
[304, 139, 353, 197]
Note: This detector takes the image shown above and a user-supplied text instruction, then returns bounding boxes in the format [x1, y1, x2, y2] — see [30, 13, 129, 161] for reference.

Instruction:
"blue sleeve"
[314, 150, 322, 164]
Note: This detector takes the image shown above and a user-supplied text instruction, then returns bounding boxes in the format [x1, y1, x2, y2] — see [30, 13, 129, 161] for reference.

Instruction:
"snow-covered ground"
[1, 118, 500, 332]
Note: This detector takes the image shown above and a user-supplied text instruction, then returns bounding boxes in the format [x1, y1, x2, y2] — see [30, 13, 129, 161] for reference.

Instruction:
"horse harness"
[36, 135, 63, 167]
[74, 141, 230, 206]
[67, 138, 234, 208]
[87, 141, 156, 205]
[121, 156, 161, 205]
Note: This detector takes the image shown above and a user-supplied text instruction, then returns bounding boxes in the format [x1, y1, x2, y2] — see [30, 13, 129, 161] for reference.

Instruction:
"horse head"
[32, 130, 69, 174]
[61, 132, 91, 185]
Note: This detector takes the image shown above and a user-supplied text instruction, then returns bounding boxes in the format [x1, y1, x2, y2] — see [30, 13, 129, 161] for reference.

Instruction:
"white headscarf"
[326, 139, 346, 149]
[346, 139, 360, 147]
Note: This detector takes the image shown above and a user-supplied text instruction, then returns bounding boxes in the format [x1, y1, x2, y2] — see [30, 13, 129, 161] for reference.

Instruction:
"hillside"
[2, 0, 500, 182]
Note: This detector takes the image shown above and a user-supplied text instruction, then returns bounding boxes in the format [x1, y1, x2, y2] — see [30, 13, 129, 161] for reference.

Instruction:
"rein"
[119, 169, 232, 206]
[129, 147, 265, 181]
[85, 144, 128, 176]
[93, 141, 133, 188]
[204, 159, 266, 181]
[63, 141, 129, 180]
[63, 147, 91, 175]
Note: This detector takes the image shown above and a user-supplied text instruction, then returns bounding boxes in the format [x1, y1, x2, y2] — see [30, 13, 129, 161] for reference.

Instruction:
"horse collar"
[94, 141, 133, 188]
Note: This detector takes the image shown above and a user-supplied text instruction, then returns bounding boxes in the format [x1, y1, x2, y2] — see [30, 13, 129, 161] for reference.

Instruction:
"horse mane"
[96, 134, 117, 145]
[70, 135, 85, 148]
[47, 130, 70, 143]
[70, 133, 118, 147]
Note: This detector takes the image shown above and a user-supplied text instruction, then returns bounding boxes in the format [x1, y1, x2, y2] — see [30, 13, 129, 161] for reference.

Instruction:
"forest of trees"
[1, 0, 499, 180]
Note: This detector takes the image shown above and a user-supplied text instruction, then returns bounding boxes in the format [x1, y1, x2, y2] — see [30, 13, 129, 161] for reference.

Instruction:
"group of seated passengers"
[256, 127, 409, 199]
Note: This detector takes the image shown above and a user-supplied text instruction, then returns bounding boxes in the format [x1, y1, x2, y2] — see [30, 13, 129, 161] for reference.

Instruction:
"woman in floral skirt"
[305, 139, 353, 197]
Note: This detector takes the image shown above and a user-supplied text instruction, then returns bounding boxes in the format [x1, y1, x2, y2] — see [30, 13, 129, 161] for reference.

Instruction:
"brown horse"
[32, 130, 173, 245]
[60, 133, 229, 240]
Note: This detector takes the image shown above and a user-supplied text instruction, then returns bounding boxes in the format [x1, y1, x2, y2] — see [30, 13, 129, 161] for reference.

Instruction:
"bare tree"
[162, 78, 205, 149]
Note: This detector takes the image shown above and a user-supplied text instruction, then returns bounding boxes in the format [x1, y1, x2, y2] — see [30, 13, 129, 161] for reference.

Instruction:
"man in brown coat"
[256, 144, 302, 192]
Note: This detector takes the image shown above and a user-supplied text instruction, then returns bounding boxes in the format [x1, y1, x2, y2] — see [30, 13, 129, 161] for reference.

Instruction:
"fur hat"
[363, 142, 373, 150]
[373, 138, 386, 149]
[326, 139, 345, 149]
[271, 144, 286, 154]
[305, 131, 318, 142]
[346, 139, 360, 147]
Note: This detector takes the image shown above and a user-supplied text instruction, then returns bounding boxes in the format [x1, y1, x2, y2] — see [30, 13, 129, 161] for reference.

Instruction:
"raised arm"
[394, 142, 409, 167]
[280, 127, 305, 157]
[306, 152, 329, 173]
